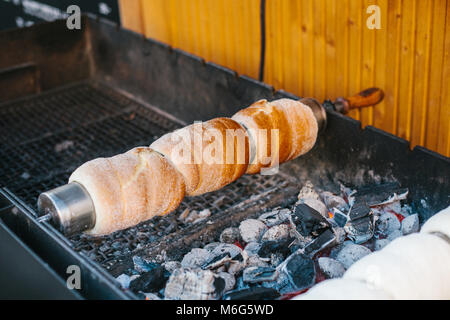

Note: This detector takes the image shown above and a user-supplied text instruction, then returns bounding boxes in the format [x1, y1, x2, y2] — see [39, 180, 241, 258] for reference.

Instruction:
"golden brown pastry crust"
[151, 118, 249, 196]
[69, 147, 185, 236]
[232, 99, 318, 174]
[68, 98, 318, 236]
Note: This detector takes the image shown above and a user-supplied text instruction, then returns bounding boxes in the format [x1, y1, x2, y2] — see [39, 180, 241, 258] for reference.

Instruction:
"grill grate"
[0, 81, 291, 270]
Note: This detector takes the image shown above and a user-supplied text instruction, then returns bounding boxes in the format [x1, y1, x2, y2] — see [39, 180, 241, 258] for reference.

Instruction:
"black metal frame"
[0, 15, 448, 299]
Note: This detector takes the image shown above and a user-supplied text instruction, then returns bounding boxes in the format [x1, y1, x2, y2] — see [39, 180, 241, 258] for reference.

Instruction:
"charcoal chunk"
[292, 203, 331, 237]
[243, 266, 278, 283]
[222, 287, 280, 300]
[165, 268, 225, 300]
[330, 208, 349, 227]
[278, 253, 315, 292]
[239, 219, 268, 243]
[258, 209, 291, 227]
[258, 238, 292, 259]
[303, 229, 336, 256]
[129, 266, 168, 293]
[335, 243, 371, 269]
[318, 257, 346, 279]
[132, 255, 158, 273]
[376, 212, 401, 237]
[355, 182, 408, 206]
[401, 214, 419, 235]
[244, 242, 261, 257]
[261, 224, 290, 242]
[344, 215, 375, 244]
[220, 227, 241, 244]
[349, 200, 372, 221]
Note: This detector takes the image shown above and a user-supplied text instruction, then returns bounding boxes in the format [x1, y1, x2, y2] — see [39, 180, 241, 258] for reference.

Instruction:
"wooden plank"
[312, 0, 327, 101]
[373, 0, 389, 132]
[410, 0, 433, 149]
[437, 0, 450, 156]
[348, 0, 363, 120]
[397, 0, 416, 141]
[300, 0, 315, 97]
[141, 0, 171, 42]
[426, 0, 447, 152]
[325, 0, 338, 100]
[360, 0, 377, 127]
[335, 0, 350, 99]
[118, 0, 144, 34]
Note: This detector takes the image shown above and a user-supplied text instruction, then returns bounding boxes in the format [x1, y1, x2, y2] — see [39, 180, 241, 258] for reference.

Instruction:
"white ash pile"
[115, 181, 422, 300]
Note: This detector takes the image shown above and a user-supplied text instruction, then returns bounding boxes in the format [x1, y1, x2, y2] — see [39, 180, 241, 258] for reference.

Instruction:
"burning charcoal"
[355, 182, 408, 207]
[220, 227, 242, 244]
[297, 181, 321, 201]
[163, 261, 182, 273]
[228, 259, 248, 275]
[202, 243, 246, 272]
[270, 252, 285, 268]
[234, 276, 250, 291]
[164, 268, 225, 300]
[218, 272, 236, 292]
[335, 243, 371, 269]
[332, 226, 347, 245]
[330, 208, 349, 228]
[181, 248, 210, 269]
[376, 212, 401, 237]
[243, 266, 278, 283]
[349, 200, 372, 221]
[387, 229, 402, 241]
[116, 274, 131, 289]
[244, 242, 261, 257]
[302, 198, 329, 219]
[318, 257, 346, 279]
[401, 214, 419, 235]
[292, 203, 331, 237]
[344, 215, 375, 244]
[374, 239, 390, 251]
[139, 292, 161, 300]
[258, 238, 292, 259]
[129, 266, 168, 293]
[133, 255, 157, 273]
[275, 252, 315, 293]
[204, 242, 221, 251]
[239, 219, 268, 243]
[303, 229, 336, 257]
[258, 208, 291, 227]
[222, 287, 280, 300]
[261, 224, 290, 242]
[247, 255, 270, 268]
[321, 191, 349, 212]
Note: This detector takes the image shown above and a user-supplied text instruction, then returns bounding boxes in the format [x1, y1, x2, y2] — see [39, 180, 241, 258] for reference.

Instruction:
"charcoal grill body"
[0, 16, 448, 299]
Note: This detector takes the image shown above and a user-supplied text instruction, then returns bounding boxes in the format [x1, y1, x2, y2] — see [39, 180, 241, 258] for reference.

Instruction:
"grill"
[0, 16, 449, 299]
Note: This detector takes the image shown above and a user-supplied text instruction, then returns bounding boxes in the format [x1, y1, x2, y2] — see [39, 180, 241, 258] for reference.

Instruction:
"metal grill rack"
[0, 81, 180, 207]
[0, 80, 291, 271]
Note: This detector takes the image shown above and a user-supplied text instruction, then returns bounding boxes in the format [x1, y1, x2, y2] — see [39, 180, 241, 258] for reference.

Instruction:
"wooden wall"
[119, 0, 450, 157]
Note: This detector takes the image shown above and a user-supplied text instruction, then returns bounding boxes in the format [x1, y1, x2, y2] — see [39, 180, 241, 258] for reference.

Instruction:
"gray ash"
[115, 181, 420, 300]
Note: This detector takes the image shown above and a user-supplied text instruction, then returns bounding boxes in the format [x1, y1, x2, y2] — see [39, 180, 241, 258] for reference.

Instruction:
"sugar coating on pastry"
[292, 278, 392, 300]
[69, 147, 185, 236]
[232, 98, 318, 174]
[344, 233, 450, 299]
[151, 118, 249, 196]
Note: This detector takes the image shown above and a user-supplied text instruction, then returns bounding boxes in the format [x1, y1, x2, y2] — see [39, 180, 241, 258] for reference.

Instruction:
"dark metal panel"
[0, 212, 81, 299]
